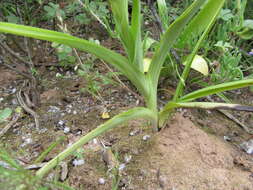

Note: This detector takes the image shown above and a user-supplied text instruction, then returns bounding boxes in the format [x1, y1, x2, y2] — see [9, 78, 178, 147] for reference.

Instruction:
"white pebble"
[124, 155, 132, 163]
[63, 127, 70, 133]
[58, 120, 65, 126]
[98, 178, 106, 185]
[72, 159, 85, 166]
[119, 163, 126, 171]
[240, 139, 253, 154]
[142, 135, 150, 141]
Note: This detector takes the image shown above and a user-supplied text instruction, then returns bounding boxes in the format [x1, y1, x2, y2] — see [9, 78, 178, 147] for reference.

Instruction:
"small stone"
[142, 135, 150, 141]
[48, 106, 60, 113]
[119, 163, 126, 171]
[224, 136, 231, 141]
[58, 120, 65, 126]
[25, 138, 33, 144]
[72, 159, 85, 166]
[129, 129, 139, 136]
[124, 155, 132, 163]
[63, 127, 70, 133]
[0, 97, 3, 102]
[240, 139, 253, 154]
[11, 88, 17, 94]
[11, 98, 18, 105]
[98, 178, 106, 185]
[73, 110, 77, 115]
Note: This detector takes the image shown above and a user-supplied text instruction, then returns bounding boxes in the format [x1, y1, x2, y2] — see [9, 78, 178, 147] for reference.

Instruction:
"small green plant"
[0, 0, 253, 178]
[0, 108, 12, 123]
[0, 148, 76, 190]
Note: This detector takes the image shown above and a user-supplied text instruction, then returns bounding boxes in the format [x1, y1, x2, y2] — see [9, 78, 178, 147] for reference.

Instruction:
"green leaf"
[169, 102, 253, 112]
[237, 19, 253, 39]
[130, 0, 143, 71]
[0, 108, 12, 123]
[173, 0, 225, 100]
[243, 19, 253, 29]
[177, 0, 226, 49]
[6, 14, 19, 24]
[149, 0, 206, 87]
[157, 0, 169, 30]
[159, 100, 253, 125]
[219, 9, 234, 21]
[36, 107, 157, 177]
[0, 22, 147, 99]
[180, 79, 253, 102]
[109, 0, 135, 62]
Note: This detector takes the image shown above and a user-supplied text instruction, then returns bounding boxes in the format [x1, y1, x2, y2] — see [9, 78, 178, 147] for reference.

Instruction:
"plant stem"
[36, 107, 156, 178]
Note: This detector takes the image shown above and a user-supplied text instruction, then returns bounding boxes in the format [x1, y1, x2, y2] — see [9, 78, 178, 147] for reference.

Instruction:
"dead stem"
[0, 114, 20, 138]
[16, 81, 40, 129]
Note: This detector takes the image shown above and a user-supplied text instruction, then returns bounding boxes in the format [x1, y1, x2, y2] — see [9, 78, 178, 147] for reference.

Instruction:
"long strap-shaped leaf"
[159, 99, 253, 127]
[148, 0, 206, 87]
[130, 0, 143, 72]
[176, 0, 226, 48]
[173, 0, 226, 100]
[161, 101, 253, 113]
[0, 22, 147, 96]
[36, 107, 157, 178]
[180, 79, 253, 102]
[109, 0, 135, 63]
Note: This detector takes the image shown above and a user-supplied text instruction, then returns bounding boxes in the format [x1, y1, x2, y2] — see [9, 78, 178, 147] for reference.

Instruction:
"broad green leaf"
[183, 55, 209, 76]
[130, 0, 143, 71]
[237, 20, 253, 40]
[237, 20, 253, 39]
[109, 0, 135, 62]
[180, 79, 253, 102]
[219, 9, 234, 21]
[177, 0, 226, 48]
[36, 107, 157, 177]
[0, 22, 147, 98]
[149, 0, 206, 87]
[243, 19, 253, 29]
[173, 0, 225, 100]
[0, 108, 12, 123]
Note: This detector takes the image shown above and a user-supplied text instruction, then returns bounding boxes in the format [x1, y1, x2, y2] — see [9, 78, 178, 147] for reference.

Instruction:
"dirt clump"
[129, 113, 253, 190]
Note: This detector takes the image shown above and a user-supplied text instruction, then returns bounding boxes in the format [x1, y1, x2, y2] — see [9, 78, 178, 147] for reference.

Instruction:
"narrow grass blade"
[34, 136, 65, 164]
[180, 79, 253, 102]
[149, 0, 206, 87]
[36, 107, 157, 178]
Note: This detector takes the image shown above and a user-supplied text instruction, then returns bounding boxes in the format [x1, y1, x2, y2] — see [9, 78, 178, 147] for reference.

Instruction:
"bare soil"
[0, 63, 253, 190]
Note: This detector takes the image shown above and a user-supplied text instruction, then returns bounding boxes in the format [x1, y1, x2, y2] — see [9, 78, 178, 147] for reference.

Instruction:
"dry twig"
[0, 114, 20, 138]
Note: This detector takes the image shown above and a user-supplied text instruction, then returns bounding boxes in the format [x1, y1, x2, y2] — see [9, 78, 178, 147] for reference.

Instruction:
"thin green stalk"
[173, 28, 210, 101]
[34, 136, 65, 164]
[36, 107, 156, 178]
